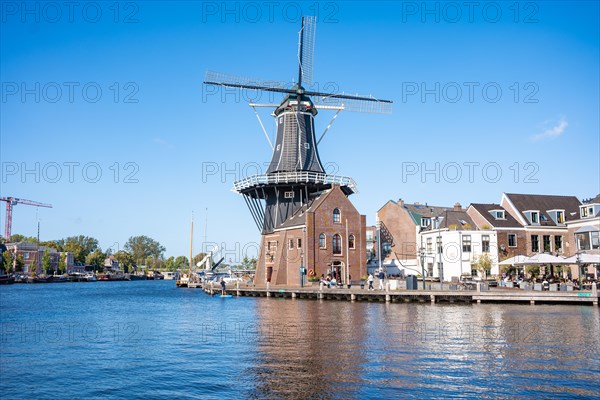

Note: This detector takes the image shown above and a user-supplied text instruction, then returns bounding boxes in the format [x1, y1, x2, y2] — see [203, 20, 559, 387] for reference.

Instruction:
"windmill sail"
[298, 16, 316, 86]
[204, 16, 392, 233]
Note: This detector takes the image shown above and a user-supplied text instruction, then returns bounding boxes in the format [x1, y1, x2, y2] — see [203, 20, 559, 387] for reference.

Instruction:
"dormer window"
[548, 209, 565, 224]
[489, 209, 505, 220]
[581, 205, 598, 218]
[421, 217, 431, 227]
[524, 210, 540, 224]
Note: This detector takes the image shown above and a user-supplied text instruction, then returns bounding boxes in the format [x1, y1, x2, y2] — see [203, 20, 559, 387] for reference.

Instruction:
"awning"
[575, 225, 600, 234]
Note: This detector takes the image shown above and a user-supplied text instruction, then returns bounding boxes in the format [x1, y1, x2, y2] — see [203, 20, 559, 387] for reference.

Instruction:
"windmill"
[204, 16, 392, 234]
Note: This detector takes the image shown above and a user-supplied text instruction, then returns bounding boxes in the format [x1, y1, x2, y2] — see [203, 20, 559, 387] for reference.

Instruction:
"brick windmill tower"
[205, 17, 392, 286]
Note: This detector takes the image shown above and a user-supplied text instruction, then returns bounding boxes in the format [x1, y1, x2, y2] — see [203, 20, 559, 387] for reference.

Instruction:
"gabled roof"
[469, 203, 523, 228]
[404, 203, 449, 225]
[504, 193, 581, 226]
[583, 194, 600, 204]
[276, 188, 334, 230]
[439, 210, 476, 230]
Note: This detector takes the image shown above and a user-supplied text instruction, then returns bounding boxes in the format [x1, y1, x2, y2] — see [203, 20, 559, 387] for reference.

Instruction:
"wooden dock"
[197, 282, 599, 306]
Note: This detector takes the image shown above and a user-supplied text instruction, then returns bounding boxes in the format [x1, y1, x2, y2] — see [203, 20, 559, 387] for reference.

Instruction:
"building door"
[331, 261, 345, 284]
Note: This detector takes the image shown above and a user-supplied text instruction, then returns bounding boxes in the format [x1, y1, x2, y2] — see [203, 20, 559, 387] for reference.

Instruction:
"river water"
[1, 281, 599, 399]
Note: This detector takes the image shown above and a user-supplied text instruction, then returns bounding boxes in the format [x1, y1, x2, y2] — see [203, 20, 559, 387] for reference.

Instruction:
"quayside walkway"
[198, 283, 599, 306]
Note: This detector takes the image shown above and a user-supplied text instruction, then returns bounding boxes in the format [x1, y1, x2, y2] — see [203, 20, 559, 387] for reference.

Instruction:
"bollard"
[292, 292, 297, 299]
[385, 294, 391, 302]
[319, 282, 323, 291]
[386, 282, 390, 293]
[351, 294, 356, 301]
[476, 283, 481, 293]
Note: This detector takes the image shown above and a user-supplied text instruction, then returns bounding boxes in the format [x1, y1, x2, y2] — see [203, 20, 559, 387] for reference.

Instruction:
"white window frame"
[508, 233, 517, 247]
[284, 191, 294, 199]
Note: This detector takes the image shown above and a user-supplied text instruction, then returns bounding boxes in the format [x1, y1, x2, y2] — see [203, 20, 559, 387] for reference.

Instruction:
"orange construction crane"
[0, 197, 52, 241]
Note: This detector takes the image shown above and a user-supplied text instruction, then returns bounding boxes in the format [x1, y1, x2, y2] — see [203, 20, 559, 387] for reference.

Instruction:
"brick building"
[376, 199, 449, 273]
[255, 185, 366, 286]
[500, 193, 581, 257]
[467, 203, 527, 261]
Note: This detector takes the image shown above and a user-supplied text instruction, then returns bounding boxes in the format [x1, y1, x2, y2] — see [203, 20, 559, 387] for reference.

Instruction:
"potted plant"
[360, 274, 368, 289]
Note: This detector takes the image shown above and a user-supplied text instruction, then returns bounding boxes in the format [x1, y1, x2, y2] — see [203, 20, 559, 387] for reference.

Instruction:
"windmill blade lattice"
[205, 70, 290, 92]
[298, 16, 316, 85]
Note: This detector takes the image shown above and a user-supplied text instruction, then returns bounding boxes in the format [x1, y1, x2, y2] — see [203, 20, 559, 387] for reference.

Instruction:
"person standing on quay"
[220, 278, 226, 295]
[378, 269, 385, 290]
[368, 273, 374, 290]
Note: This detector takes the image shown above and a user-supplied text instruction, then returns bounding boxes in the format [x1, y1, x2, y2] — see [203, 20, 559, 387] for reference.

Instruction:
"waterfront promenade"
[200, 282, 599, 306]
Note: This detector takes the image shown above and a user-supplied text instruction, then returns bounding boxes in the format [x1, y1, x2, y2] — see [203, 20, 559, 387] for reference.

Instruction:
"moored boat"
[0, 275, 15, 285]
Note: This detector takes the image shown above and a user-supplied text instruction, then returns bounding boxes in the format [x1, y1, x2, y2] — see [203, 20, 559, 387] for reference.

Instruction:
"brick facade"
[255, 186, 366, 287]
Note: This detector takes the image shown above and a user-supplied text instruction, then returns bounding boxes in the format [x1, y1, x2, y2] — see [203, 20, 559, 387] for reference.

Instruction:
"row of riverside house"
[372, 193, 600, 281]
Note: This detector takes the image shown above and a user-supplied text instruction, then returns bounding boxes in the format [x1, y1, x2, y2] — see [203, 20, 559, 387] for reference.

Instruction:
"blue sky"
[1, 1, 599, 260]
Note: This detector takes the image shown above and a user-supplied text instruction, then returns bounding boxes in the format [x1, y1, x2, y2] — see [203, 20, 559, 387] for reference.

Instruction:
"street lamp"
[576, 251, 582, 284]
[419, 246, 426, 290]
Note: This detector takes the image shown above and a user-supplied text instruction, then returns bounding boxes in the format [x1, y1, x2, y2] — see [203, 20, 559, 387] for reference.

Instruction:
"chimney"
[397, 198, 404, 207]
[454, 202, 462, 211]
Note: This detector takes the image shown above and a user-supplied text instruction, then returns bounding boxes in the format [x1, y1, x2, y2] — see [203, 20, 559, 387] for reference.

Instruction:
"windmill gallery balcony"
[233, 171, 357, 195]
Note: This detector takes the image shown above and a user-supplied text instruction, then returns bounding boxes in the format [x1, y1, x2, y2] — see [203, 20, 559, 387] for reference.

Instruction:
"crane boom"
[0, 196, 53, 241]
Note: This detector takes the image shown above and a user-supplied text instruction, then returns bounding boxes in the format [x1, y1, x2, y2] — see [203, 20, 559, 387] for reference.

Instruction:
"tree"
[40, 241, 63, 252]
[124, 236, 166, 266]
[174, 256, 189, 270]
[14, 255, 24, 273]
[241, 256, 257, 270]
[163, 256, 175, 271]
[472, 253, 492, 279]
[62, 236, 99, 263]
[58, 253, 67, 274]
[2, 249, 13, 274]
[86, 249, 106, 272]
[42, 250, 52, 275]
[9, 234, 38, 244]
[113, 251, 135, 272]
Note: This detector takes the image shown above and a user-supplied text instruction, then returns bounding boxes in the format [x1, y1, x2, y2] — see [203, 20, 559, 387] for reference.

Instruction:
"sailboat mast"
[189, 212, 194, 271]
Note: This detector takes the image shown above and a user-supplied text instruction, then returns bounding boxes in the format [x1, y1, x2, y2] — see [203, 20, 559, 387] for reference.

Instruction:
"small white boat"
[85, 273, 97, 282]
[163, 271, 178, 280]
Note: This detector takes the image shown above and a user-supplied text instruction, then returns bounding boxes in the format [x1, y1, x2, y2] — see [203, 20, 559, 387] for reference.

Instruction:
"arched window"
[333, 208, 341, 223]
[319, 233, 326, 249]
[333, 234, 342, 255]
[348, 234, 355, 249]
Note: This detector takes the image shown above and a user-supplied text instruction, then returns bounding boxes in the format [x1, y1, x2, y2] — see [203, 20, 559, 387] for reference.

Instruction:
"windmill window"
[333, 234, 342, 255]
[304, 143, 310, 149]
[348, 234, 355, 249]
[319, 233, 326, 249]
[333, 208, 341, 223]
[297, 238, 302, 249]
[284, 191, 294, 199]
[276, 144, 280, 151]
[289, 239, 294, 250]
